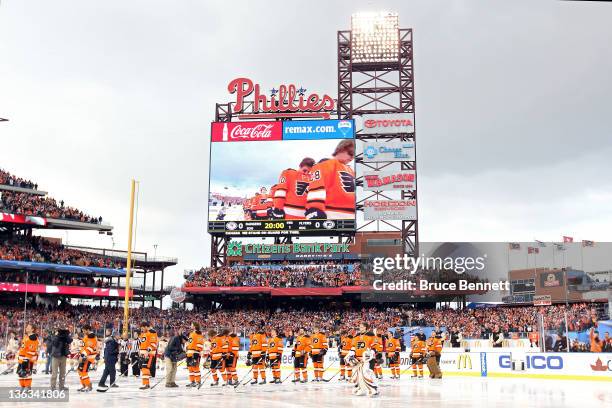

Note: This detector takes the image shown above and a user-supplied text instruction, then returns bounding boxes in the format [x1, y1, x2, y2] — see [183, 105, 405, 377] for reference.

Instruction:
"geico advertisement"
[487, 352, 612, 377]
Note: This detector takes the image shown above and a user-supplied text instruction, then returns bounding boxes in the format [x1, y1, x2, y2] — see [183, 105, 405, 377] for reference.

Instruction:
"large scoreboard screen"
[207, 119, 356, 236]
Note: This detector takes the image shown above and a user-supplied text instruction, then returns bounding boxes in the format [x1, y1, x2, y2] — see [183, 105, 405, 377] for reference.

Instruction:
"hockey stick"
[96, 358, 144, 392]
[150, 360, 185, 390]
[196, 357, 212, 390]
[316, 359, 337, 382]
[233, 366, 254, 389]
[1, 363, 16, 375]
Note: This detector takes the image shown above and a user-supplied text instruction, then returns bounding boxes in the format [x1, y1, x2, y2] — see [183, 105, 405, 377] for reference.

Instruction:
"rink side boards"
[2, 349, 610, 382]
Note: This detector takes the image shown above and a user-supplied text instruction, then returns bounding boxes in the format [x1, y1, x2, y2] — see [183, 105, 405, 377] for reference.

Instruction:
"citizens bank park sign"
[363, 170, 416, 191]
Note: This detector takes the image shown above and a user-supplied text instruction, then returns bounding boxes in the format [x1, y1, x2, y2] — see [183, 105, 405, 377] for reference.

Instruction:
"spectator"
[164, 334, 187, 388]
[97, 329, 119, 391]
[50, 328, 72, 390]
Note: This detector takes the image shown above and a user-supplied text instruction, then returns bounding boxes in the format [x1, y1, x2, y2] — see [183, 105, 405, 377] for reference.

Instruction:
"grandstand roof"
[0, 259, 125, 277]
[0, 212, 113, 232]
[65, 245, 178, 269]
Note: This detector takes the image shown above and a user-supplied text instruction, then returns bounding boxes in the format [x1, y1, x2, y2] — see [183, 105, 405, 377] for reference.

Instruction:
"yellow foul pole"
[122, 180, 137, 338]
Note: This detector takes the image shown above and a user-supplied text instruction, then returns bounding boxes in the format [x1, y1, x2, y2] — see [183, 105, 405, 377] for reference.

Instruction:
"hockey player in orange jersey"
[252, 187, 272, 220]
[310, 327, 328, 382]
[372, 329, 385, 379]
[208, 329, 228, 386]
[386, 330, 401, 379]
[77, 324, 98, 392]
[225, 330, 241, 385]
[292, 328, 311, 383]
[248, 327, 268, 385]
[17, 324, 39, 390]
[350, 322, 376, 371]
[138, 321, 158, 389]
[271, 157, 315, 219]
[410, 330, 427, 378]
[338, 330, 354, 381]
[305, 140, 355, 220]
[186, 322, 204, 387]
[266, 328, 283, 384]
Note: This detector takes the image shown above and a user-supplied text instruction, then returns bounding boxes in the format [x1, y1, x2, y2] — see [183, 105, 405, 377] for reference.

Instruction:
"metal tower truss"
[337, 28, 419, 257]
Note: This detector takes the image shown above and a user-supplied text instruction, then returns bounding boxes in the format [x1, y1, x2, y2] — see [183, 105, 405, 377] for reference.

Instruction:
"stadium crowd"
[183, 263, 364, 288]
[0, 191, 103, 224]
[0, 236, 125, 268]
[0, 270, 114, 288]
[0, 168, 38, 190]
[0, 302, 607, 352]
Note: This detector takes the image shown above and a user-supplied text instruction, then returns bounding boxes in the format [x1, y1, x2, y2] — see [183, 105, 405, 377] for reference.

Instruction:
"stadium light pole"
[350, 11, 399, 64]
[123, 179, 137, 338]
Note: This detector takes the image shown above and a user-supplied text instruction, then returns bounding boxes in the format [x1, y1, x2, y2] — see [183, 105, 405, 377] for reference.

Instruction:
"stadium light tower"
[338, 11, 419, 257]
[350, 12, 399, 64]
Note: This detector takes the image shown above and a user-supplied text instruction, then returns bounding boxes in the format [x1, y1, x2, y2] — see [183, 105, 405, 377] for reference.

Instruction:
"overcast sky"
[1, 0, 611, 286]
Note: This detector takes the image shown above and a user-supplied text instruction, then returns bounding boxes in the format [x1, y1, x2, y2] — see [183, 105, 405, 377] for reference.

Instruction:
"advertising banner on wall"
[362, 141, 415, 162]
[363, 199, 417, 220]
[363, 170, 416, 191]
[359, 112, 415, 134]
[540, 271, 564, 288]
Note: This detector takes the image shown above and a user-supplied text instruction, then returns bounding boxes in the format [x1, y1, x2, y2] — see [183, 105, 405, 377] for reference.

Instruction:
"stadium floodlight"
[350, 11, 399, 64]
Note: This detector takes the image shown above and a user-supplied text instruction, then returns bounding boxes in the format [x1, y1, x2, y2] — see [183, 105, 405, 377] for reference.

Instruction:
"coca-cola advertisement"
[208, 120, 356, 236]
[211, 121, 282, 142]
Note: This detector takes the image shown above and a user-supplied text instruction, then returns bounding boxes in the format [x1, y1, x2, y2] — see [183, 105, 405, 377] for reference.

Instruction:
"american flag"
[582, 240, 595, 247]
[563, 236, 573, 243]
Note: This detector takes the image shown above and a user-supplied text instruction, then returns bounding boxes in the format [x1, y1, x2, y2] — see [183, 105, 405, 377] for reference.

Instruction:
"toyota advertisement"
[359, 112, 415, 134]
[208, 119, 356, 236]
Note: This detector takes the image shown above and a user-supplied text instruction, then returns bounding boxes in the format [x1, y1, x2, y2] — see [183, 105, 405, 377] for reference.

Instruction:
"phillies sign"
[211, 121, 282, 142]
[363, 170, 416, 191]
[228, 77, 335, 118]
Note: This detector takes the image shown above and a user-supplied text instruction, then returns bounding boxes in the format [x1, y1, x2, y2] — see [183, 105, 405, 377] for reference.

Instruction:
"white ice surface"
[1, 365, 611, 408]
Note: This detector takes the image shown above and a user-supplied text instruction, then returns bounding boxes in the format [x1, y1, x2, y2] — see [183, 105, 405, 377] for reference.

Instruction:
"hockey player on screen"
[305, 140, 355, 220]
[266, 328, 283, 384]
[310, 327, 328, 382]
[138, 321, 158, 390]
[186, 323, 204, 388]
[77, 324, 98, 392]
[252, 187, 271, 220]
[271, 157, 315, 219]
[16, 324, 39, 390]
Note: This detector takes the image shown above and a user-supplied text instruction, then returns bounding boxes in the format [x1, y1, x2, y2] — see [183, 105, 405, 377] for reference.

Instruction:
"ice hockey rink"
[1, 367, 611, 408]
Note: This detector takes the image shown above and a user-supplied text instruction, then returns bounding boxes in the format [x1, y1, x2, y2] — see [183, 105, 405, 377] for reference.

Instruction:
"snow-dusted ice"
[1, 366, 610, 408]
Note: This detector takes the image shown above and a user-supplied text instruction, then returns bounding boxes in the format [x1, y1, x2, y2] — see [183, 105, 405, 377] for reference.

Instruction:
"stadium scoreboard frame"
[207, 116, 357, 237]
